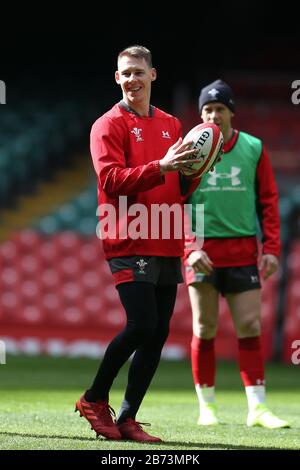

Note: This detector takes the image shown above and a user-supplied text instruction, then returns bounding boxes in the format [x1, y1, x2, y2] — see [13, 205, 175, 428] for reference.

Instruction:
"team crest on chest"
[131, 127, 144, 142]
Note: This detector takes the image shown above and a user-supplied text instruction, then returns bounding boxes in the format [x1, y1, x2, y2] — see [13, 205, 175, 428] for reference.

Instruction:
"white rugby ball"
[181, 122, 224, 178]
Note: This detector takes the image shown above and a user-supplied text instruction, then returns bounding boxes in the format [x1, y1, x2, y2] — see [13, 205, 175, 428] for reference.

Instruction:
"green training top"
[189, 131, 262, 238]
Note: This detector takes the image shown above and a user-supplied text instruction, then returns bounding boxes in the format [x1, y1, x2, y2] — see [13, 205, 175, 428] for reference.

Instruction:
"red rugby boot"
[75, 395, 121, 440]
[118, 418, 162, 443]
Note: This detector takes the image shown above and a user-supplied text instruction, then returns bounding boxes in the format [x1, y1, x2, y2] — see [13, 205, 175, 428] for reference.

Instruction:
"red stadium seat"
[0, 292, 21, 322]
[11, 230, 42, 253]
[0, 240, 18, 267]
[84, 294, 103, 322]
[20, 255, 41, 279]
[1, 267, 20, 290]
[82, 270, 102, 293]
[61, 281, 83, 305]
[41, 268, 61, 292]
[59, 256, 81, 280]
[20, 280, 40, 304]
[39, 240, 59, 267]
[21, 305, 44, 324]
[62, 306, 86, 325]
[53, 231, 81, 255]
[42, 293, 62, 321]
[79, 242, 102, 268]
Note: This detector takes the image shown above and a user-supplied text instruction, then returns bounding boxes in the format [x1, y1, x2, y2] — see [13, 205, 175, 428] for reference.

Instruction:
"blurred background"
[1, 7, 300, 366]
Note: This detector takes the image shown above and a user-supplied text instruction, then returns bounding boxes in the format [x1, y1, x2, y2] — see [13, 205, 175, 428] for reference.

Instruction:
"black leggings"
[89, 282, 177, 420]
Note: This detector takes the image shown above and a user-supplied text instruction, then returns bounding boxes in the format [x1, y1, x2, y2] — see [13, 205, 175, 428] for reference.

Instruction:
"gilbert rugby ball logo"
[192, 130, 210, 160]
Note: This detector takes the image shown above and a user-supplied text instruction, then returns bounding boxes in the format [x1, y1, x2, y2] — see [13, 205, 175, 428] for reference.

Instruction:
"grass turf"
[0, 356, 299, 450]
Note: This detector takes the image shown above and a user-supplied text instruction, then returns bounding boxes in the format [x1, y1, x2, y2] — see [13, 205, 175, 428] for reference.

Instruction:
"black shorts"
[185, 264, 261, 296]
[108, 256, 184, 287]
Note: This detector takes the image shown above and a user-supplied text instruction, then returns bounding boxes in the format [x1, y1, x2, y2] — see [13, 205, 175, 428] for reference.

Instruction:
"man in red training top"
[185, 79, 290, 429]
[75, 45, 200, 442]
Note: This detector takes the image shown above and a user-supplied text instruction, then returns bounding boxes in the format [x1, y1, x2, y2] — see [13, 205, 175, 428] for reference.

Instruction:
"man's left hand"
[259, 254, 279, 280]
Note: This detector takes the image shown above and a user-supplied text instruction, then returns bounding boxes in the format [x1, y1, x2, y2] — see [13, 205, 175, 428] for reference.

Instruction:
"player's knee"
[133, 323, 157, 341]
[196, 323, 217, 339]
[156, 325, 170, 344]
[237, 317, 261, 337]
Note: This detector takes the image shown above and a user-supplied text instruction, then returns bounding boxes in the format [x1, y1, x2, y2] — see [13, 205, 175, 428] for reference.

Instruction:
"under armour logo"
[162, 130, 171, 139]
[136, 258, 148, 274]
[251, 275, 259, 283]
[208, 88, 219, 99]
[207, 166, 241, 186]
[131, 127, 143, 142]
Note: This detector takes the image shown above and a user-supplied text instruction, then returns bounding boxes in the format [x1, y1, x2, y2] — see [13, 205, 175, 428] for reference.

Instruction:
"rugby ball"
[181, 122, 224, 178]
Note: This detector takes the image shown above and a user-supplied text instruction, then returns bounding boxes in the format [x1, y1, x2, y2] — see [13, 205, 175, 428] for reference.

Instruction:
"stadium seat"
[54, 231, 81, 255]
[61, 281, 83, 306]
[82, 270, 102, 293]
[0, 240, 18, 266]
[79, 242, 101, 268]
[42, 293, 62, 322]
[20, 255, 41, 279]
[20, 280, 40, 304]
[59, 256, 81, 280]
[62, 306, 86, 325]
[12, 230, 41, 253]
[84, 295, 103, 321]
[34, 215, 61, 235]
[1, 267, 20, 289]
[39, 240, 59, 267]
[22, 305, 44, 324]
[41, 268, 61, 292]
[0, 292, 21, 322]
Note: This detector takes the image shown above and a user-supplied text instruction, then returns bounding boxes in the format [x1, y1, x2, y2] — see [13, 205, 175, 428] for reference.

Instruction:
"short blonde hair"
[117, 45, 153, 68]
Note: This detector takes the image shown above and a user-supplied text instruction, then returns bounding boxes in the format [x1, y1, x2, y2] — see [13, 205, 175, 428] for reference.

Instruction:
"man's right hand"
[159, 138, 201, 175]
[187, 250, 214, 275]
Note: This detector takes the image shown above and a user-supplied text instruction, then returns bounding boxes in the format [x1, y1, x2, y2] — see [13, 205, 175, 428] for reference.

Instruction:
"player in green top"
[184, 79, 289, 429]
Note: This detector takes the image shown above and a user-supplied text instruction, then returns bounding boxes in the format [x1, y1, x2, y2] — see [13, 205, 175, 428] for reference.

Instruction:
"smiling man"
[75, 45, 200, 443]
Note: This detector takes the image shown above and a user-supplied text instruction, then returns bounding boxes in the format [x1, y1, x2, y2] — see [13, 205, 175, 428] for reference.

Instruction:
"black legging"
[88, 282, 177, 420]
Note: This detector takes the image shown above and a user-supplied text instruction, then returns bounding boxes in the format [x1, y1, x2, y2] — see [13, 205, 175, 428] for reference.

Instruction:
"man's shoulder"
[154, 106, 179, 123]
[238, 130, 262, 146]
[92, 104, 125, 131]
[154, 107, 181, 134]
[237, 130, 263, 160]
